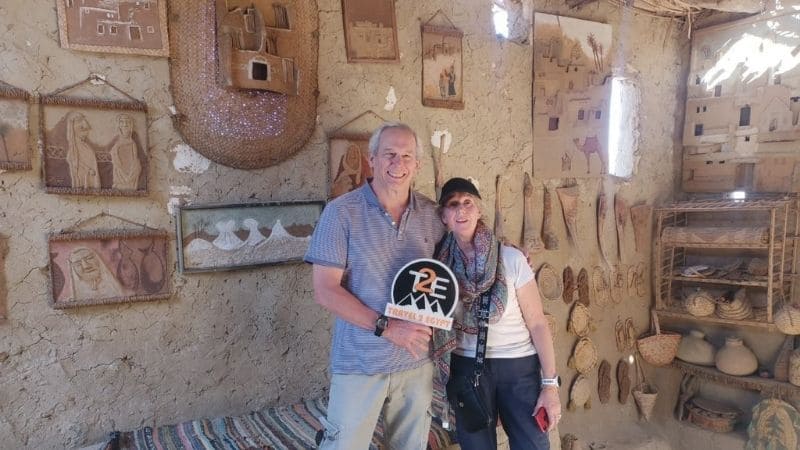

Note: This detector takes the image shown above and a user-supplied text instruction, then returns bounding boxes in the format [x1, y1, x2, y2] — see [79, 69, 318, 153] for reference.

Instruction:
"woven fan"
[568, 337, 598, 374]
[537, 263, 563, 301]
[568, 303, 591, 337]
[747, 399, 800, 450]
[568, 374, 591, 411]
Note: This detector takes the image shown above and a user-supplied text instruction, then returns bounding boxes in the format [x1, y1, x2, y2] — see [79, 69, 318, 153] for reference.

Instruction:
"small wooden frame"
[341, 0, 399, 63]
[48, 229, 170, 309]
[176, 201, 324, 273]
[421, 13, 464, 109]
[328, 133, 371, 200]
[0, 81, 31, 170]
[41, 79, 148, 196]
[55, 0, 170, 57]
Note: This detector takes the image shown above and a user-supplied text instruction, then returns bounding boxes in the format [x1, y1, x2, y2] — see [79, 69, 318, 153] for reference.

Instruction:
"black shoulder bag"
[446, 290, 493, 432]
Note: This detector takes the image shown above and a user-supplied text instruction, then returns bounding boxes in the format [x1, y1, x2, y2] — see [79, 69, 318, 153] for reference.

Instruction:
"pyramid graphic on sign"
[398, 292, 441, 315]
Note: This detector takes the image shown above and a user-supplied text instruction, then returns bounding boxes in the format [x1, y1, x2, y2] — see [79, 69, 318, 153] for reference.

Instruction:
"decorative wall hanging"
[682, 11, 800, 193]
[522, 173, 544, 255]
[614, 194, 628, 259]
[176, 201, 323, 273]
[746, 399, 800, 450]
[341, 0, 399, 63]
[568, 336, 598, 374]
[597, 190, 610, 262]
[41, 76, 148, 196]
[56, 0, 170, 57]
[598, 359, 611, 404]
[577, 267, 589, 306]
[0, 81, 31, 170]
[494, 175, 506, 242]
[556, 185, 579, 246]
[217, 1, 300, 95]
[48, 227, 170, 309]
[567, 374, 591, 411]
[563, 266, 575, 304]
[327, 111, 386, 200]
[629, 203, 652, 253]
[617, 359, 630, 405]
[0, 234, 7, 321]
[532, 13, 612, 179]
[536, 262, 563, 301]
[541, 187, 559, 250]
[169, 0, 318, 169]
[421, 11, 463, 109]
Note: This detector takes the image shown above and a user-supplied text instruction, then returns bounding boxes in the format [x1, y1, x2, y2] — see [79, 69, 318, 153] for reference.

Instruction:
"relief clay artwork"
[328, 134, 371, 200]
[522, 173, 544, 255]
[597, 190, 610, 263]
[556, 185, 579, 246]
[42, 105, 148, 196]
[421, 11, 464, 109]
[532, 13, 612, 179]
[56, 0, 169, 57]
[48, 230, 170, 309]
[630, 203, 652, 253]
[342, 0, 399, 63]
[0, 81, 31, 170]
[542, 187, 559, 250]
[218, 1, 299, 95]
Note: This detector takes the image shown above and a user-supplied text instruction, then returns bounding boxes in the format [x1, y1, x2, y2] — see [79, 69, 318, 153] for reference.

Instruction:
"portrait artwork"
[421, 14, 464, 109]
[56, 0, 170, 57]
[341, 0, 399, 63]
[41, 90, 148, 196]
[0, 81, 31, 170]
[532, 13, 612, 178]
[328, 133, 371, 199]
[176, 201, 324, 273]
[48, 230, 171, 309]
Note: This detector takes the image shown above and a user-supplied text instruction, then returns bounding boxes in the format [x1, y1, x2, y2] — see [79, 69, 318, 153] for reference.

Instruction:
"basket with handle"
[637, 311, 681, 366]
[632, 353, 658, 421]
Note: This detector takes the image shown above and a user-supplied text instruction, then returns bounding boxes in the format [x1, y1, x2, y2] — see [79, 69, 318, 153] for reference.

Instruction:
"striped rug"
[110, 397, 455, 450]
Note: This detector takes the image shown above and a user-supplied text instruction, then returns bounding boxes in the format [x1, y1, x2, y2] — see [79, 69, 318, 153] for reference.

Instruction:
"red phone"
[534, 408, 549, 432]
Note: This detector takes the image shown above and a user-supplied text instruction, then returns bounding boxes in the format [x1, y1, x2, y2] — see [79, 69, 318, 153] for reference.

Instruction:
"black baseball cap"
[439, 177, 481, 206]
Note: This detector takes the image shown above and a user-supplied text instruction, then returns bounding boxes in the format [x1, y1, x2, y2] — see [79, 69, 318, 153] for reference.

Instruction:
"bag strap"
[472, 241, 501, 385]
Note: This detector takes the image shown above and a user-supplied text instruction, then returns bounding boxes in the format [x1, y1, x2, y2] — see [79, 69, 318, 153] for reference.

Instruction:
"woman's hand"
[533, 387, 562, 432]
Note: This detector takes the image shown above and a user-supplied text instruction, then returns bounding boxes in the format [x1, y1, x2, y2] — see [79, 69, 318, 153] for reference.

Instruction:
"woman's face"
[75, 117, 91, 140]
[118, 115, 133, 138]
[441, 192, 481, 239]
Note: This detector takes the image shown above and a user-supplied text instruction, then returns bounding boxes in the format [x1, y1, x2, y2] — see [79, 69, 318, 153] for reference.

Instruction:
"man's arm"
[312, 264, 432, 358]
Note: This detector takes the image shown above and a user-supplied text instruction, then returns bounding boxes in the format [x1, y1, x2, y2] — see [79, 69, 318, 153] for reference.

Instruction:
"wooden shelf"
[672, 360, 799, 399]
[671, 275, 772, 288]
[664, 242, 777, 249]
[655, 308, 778, 331]
[657, 198, 793, 212]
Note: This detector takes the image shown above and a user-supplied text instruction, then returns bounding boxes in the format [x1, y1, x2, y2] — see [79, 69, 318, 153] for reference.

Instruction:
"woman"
[435, 177, 560, 449]
[64, 111, 100, 189]
[109, 113, 142, 190]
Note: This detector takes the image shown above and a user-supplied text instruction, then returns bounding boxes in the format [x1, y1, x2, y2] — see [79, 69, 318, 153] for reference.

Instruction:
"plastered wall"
[0, 1, 691, 448]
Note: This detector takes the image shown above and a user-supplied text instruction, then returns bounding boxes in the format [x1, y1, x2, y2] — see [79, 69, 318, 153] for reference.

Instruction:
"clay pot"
[790, 350, 800, 387]
[715, 337, 758, 376]
[676, 330, 716, 366]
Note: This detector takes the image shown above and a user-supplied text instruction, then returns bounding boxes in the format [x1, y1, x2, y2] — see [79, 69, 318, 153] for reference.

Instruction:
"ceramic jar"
[715, 337, 758, 376]
[676, 330, 716, 366]
[790, 350, 800, 387]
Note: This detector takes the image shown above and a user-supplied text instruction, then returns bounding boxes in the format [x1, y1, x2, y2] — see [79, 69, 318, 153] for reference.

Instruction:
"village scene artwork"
[681, 11, 800, 192]
[421, 24, 464, 109]
[532, 13, 612, 179]
[217, 0, 299, 95]
[329, 135, 371, 199]
[0, 85, 30, 170]
[177, 202, 323, 272]
[342, 0, 399, 62]
[56, 0, 169, 56]
[43, 105, 148, 195]
[48, 231, 170, 308]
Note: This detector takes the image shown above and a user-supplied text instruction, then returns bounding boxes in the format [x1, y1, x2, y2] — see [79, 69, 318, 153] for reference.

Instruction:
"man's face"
[69, 248, 101, 283]
[118, 115, 133, 138]
[369, 128, 419, 191]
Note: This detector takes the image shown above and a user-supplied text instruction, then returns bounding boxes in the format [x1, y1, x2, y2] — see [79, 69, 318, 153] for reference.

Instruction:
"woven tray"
[661, 226, 768, 246]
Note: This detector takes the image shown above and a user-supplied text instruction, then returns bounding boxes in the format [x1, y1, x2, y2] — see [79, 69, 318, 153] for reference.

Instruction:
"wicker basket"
[684, 289, 716, 317]
[632, 384, 658, 421]
[775, 303, 800, 335]
[687, 398, 740, 433]
[637, 311, 682, 366]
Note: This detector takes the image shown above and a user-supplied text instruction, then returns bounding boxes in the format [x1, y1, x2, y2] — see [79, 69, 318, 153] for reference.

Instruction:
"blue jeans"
[448, 353, 550, 450]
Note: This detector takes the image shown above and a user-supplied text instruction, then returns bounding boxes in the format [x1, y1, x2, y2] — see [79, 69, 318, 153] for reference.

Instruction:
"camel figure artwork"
[573, 136, 607, 175]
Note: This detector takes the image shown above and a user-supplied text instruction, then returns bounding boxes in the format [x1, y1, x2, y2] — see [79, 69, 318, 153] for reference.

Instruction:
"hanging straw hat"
[537, 262, 563, 301]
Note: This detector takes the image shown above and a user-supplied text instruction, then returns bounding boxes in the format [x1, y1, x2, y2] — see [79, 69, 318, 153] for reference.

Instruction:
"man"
[305, 122, 445, 449]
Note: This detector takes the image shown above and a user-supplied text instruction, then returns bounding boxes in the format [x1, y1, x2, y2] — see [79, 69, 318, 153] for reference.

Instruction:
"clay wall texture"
[0, 0, 693, 448]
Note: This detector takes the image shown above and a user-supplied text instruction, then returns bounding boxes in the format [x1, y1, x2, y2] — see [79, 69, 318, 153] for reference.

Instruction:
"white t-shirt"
[453, 245, 537, 359]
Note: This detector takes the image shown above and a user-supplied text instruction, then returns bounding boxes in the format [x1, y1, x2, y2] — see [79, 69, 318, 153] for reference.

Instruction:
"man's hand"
[381, 319, 432, 359]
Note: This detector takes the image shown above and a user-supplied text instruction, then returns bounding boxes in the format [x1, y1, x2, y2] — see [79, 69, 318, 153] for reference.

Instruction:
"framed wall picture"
[341, 0, 399, 63]
[176, 201, 324, 273]
[0, 81, 31, 170]
[421, 13, 464, 109]
[55, 0, 170, 57]
[41, 80, 148, 196]
[329, 133, 372, 199]
[48, 230, 171, 309]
